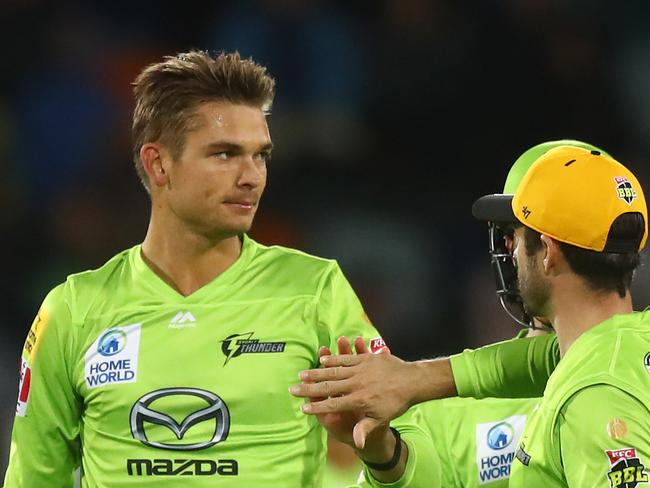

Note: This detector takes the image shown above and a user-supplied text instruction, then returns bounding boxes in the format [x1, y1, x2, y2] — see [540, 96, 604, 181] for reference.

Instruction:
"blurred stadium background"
[1, 0, 649, 481]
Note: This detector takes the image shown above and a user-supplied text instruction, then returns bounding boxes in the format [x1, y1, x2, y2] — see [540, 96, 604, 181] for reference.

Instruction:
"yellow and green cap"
[473, 139, 608, 223]
[476, 145, 648, 252]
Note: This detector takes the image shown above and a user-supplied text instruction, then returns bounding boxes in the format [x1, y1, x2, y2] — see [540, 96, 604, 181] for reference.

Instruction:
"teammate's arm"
[3, 284, 82, 487]
[293, 332, 559, 438]
[450, 332, 559, 398]
[558, 385, 650, 487]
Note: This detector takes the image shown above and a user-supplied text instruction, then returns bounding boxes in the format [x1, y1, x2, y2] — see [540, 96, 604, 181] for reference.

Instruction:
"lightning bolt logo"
[220, 332, 254, 365]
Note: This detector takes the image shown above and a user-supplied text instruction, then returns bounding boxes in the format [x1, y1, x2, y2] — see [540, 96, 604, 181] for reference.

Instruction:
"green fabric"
[352, 407, 442, 488]
[502, 140, 609, 193]
[450, 333, 560, 399]
[422, 396, 538, 487]
[4, 235, 424, 487]
[510, 311, 650, 487]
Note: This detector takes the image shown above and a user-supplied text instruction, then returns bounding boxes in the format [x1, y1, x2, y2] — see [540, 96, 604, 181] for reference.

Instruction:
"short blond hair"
[132, 50, 275, 191]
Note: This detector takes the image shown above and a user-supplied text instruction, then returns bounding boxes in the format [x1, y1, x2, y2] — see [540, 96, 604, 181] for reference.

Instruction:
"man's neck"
[550, 275, 633, 357]
[141, 216, 243, 297]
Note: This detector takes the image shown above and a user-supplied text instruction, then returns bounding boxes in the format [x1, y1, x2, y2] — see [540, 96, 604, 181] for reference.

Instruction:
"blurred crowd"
[1, 0, 649, 479]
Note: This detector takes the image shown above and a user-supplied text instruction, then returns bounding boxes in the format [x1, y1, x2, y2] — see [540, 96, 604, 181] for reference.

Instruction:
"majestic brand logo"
[476, 415, 527, 484]
[614, 177, 637, 205]
[220, 332, 286, 365]
[487, 422, 514, 450]
[126, 458, 238, 477]
[85, 325, 141, 389]
[169, 311, 197, 329]
[130, 387, 230, 451]
[606, 448, 648, 488]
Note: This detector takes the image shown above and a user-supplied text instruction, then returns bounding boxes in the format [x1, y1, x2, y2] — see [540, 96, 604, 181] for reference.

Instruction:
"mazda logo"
[130, 387, 230, 451]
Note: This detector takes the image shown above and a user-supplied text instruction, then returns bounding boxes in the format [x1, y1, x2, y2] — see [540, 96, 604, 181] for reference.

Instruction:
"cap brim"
[472, 194, 517, 223]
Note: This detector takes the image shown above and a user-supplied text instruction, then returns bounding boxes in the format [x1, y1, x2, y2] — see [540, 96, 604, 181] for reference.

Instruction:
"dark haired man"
[294, 146, 650, 487]
[3, 51, 437, 487]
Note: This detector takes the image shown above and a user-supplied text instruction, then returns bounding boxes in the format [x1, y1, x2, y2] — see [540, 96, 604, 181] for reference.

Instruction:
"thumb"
[353, 417, 383, 449]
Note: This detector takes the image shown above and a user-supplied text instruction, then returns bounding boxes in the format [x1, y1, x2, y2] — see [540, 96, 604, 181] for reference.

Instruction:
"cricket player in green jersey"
[295, 145, 650, 488]
[334, 140, 597, 488]
[3, 51, 439, 487]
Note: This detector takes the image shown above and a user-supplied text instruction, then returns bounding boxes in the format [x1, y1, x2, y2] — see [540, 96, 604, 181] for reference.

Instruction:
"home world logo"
[85, 324, 141, 389]
[475, 415, 527, 484]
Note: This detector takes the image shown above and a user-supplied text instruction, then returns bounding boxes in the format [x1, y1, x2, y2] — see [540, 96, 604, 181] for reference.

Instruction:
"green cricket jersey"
[421, 395, 538, 487]
[451, 312, 650, 488]
[4, 235, 437, 487]
[510, 311, 650, 487]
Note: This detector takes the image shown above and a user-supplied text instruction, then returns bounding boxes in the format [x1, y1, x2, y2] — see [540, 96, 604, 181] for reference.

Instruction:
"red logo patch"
[607, 449, 637, 464]
[16, 358, 31, 417]
[369, 337, 388, 354]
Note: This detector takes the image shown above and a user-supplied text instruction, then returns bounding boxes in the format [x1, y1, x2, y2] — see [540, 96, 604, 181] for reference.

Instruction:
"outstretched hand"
[290, 336, 416, 449]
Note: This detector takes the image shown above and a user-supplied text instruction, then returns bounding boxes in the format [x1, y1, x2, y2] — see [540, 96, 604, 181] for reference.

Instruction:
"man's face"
[160, 101, 271, 239]
[512, 226, 552, 318]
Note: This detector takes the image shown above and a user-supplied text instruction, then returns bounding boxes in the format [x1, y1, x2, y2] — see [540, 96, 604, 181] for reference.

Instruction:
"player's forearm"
[407, 358, 458, 405]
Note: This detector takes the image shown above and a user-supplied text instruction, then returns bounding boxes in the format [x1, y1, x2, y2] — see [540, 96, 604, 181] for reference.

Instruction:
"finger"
[300, 395, 357, 414]
[319, 353, 363, 368]
[353, 417, 383, 450]
[337, 336, 353, 355]
[353, 336, 370, 354]
[290, 378, 352, 398]
[319, 346, 332, 358]
[299, 364, 355, 382]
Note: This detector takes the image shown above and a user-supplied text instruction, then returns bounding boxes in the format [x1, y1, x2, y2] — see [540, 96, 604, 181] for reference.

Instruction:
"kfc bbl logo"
[614, 177, 637, 205]
[605, 448, 648, 488]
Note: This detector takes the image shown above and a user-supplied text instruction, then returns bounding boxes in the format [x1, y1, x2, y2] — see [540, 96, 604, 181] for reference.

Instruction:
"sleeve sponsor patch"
[16, 357, 31, 417]
[369, 337, 389, 354]
[606, 448, 648, 488]
[23, 308, 50, 363]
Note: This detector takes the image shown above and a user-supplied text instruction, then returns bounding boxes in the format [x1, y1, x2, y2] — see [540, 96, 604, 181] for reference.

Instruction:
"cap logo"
[522, 206, 532, 219]
[614, 176, 637, 205]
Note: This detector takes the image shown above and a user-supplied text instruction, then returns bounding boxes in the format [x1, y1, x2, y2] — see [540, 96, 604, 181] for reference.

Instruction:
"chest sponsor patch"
[606, 448, 648, 488]
[16, 357, 32, 417]
[475, 415, 527, 484]
[85, 324, 141, 389]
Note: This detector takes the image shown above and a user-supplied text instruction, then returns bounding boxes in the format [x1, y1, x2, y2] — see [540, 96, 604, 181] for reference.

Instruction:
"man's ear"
[540, 234, 560, 274]
[140, 143, 170, 189]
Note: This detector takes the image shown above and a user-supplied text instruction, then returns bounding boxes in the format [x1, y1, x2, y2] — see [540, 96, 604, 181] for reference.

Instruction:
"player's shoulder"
[248, 237, 339, 276]
[548, 311, 650, 407]
[54, 246, 136, 318]
[64, 246, 133, 290]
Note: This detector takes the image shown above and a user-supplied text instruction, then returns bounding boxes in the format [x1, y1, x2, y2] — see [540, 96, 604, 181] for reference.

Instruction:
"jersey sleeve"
[315, 262, 386, 354]
[558, 385, 650, 488]
[3, 284, 82, 487]
[449, 333, 560, 399]
[350, 406, 442, 488]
